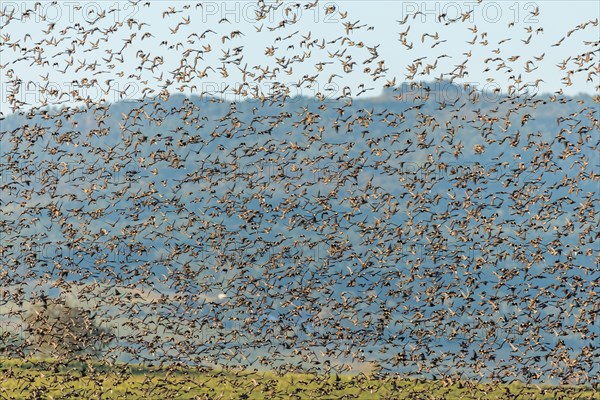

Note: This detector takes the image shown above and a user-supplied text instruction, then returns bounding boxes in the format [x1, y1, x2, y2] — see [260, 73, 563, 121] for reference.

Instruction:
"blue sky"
[1, 1, 598, 113]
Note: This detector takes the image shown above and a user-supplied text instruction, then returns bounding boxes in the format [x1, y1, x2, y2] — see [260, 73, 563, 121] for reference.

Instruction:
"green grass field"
[0, 359, 598, 399]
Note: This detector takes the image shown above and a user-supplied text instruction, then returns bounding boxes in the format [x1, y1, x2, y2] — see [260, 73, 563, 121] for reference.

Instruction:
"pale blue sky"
[1, 1, 598, 113]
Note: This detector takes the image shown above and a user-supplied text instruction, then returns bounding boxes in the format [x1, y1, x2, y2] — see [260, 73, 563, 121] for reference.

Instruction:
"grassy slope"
[0, 359, 598, 399]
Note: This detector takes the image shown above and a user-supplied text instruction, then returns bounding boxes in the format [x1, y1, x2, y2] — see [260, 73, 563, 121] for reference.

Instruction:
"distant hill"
[1, 82, 598, 377]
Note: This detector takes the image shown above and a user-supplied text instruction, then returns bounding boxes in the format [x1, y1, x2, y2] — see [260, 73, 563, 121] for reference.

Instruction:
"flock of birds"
[0, 0, 599, 397]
